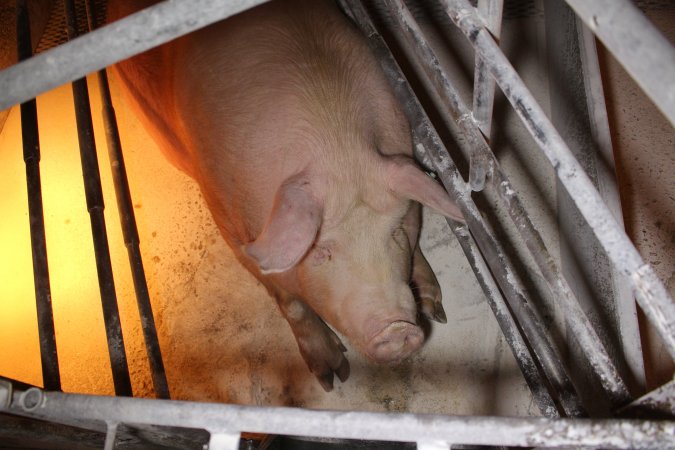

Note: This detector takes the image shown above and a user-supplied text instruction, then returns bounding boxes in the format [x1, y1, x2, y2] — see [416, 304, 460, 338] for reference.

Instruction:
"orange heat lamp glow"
[0, 77, 148, 395]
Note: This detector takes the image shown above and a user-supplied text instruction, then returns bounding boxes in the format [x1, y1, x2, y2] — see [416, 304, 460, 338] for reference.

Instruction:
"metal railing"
[1, 0, 673, 448]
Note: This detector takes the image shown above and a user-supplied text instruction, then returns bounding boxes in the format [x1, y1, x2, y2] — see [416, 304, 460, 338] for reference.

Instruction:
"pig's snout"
[366, 321, 424, 364]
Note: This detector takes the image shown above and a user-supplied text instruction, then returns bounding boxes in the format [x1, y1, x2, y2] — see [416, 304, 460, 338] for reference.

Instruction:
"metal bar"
[564, 0, 675, 126]
[618, 380, 675, 419]
[4, 387, 673, 448]
[544, 0, 644, 409]
[471, 0, 503, 139]
[380, 0, 596, 415]
[339, 0, 564, 418]
[448, 223, 560, 417]
[85, 0, 170, 401]
[16, 0, 61, 392]
[104, 422, 118, 450]
[0, 0, 270, 111]
[64, 0, 132, 397]
[574, 4, 646, 392]
[440, 0, 675, 360]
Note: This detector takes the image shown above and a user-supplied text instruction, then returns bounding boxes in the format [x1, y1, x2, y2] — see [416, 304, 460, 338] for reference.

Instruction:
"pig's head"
[243, 155, 463, 364]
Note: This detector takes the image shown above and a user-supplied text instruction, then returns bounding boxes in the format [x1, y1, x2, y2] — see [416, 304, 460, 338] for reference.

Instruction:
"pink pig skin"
[109, 0, 464, 391]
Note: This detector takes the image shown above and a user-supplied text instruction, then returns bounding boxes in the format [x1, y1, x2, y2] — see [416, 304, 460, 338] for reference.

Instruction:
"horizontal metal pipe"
[17, 0, 61, 392]
[565, 0, 675, 126]
[5, 388, 673, 448]
[0, 0, 270, 110]
[440, 0, 675, 360]
[65, 0, 132, 397]
[339, 0, 562, 417]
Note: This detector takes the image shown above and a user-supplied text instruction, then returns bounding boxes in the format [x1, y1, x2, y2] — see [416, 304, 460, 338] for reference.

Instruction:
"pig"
[108, 0, 464, 391]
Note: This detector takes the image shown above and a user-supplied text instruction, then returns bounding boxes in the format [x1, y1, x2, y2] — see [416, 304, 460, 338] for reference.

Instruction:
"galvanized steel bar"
[0, 0, 270, 111]
[16, 0, 61, 392]
[382, 0, 602, 414]
[390, 0, 631, 406]
[65, 0, 132, 397]
[5, 387, 674, 448]
[440, 0, 675, 360]
[340, 0, 565, 417]
[85, 0, 171, 401]
[448, 223, 561, 417]
[618, 380, 675, 419]
[471, 0, 502, 139]
[564, 0, 675, 126]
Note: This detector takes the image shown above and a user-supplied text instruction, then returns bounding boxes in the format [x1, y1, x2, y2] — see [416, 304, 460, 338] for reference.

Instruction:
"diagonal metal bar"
[381, 0, 616, 413]
[0, 0, 270, 111]
[440, 0, 675, 361]
[564, 0, 675, 127]
[340, 0, 568, 417]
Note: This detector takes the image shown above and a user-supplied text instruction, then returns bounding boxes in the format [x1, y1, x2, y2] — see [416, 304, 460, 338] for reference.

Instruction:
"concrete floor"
[0, 0, 671, 418]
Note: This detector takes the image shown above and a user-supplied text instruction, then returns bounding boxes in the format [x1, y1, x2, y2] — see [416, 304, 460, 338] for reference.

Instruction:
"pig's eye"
[311, 245, 332, 266]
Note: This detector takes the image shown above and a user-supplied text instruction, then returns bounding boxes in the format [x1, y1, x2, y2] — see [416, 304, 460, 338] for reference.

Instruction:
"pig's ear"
[243, 176, 323, 274]
[385, 156, 465, 222]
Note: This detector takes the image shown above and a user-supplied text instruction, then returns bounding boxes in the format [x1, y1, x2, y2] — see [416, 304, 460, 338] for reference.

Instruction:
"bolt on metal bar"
[340, 0, 569, 417]
[440, 0, 675, 360]
[380, 0, 599, 414]
[4, 387, 674, 448]
[64, 0, 132, 397]
[16, 0, 61, 393]
[565, 0, 675, 126]
[0, 0, 270, 111]
[84, 0, 171, 400]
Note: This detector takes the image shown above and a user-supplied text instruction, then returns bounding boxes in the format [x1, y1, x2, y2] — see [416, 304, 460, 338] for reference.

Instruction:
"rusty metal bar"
[439, 0, 675, 361]
[64, 0, 132, 397]
[16, 0, 61, 392]
[84, 0, 170, 400]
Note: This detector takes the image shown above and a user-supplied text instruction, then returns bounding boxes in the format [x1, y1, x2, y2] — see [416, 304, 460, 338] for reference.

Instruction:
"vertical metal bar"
[441, 0, 675, 360]
[85, 0, 171, 400]
[64, 0, 132, 397]
[468, 0, 502, 192]
[472, 0, 503, 138]
[16, 0, 62, 393]
[339, 0, 564, 418]
[564, 0, 675, 126]
[544, 0, 644, 411]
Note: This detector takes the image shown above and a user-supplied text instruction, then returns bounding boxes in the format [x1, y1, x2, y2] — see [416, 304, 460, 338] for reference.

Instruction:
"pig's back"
[111, 0, 410, 244]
